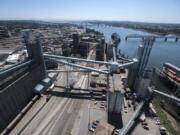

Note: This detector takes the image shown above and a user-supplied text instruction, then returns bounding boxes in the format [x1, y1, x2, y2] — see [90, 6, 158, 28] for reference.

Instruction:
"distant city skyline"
[0, 0, 180, 24]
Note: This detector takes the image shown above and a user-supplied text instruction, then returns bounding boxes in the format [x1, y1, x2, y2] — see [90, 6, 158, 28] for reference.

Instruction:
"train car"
[163, 62, 180, 83]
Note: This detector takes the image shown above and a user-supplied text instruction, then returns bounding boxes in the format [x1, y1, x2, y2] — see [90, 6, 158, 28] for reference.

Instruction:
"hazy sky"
[0, 0, 180, 23]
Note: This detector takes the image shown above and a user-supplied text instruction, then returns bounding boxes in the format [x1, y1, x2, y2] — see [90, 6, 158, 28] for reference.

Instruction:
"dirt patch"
[163, 109, 180, 133]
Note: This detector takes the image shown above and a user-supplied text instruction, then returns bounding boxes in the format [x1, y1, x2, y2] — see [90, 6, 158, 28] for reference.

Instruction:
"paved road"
[10, 72, 93, 135]
[131, 118, 160, 135]
[10, 50, 108, 135]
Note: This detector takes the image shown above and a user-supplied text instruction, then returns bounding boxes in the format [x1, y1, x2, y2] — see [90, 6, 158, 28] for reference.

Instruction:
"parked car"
[113, 129, 120, 135]
[143, 125, 149, 130]
[156, 119, 161, 125]
[88, 127, 95, 132]
[142, 121, 148, 126]
[159, 127, 167, 135]
[88, 121, 99, 132]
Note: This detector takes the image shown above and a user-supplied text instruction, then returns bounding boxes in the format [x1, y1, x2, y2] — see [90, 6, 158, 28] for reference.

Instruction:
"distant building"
[72, 33, 79, 54]
[106, 43, 113, 60]
[72, 33, 99, 57]
[72, 33, 89, 57]
[0, 26, 10, 38]
[96, 38, 106, 61]
[6, 54, 20, 64]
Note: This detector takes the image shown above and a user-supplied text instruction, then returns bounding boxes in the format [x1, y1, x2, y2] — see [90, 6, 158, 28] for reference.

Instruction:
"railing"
[125, 34, 180, 42]
[44, 54, 112, 65]
[148, 87, 180, 104]
[0, 60, 33, 77]
[44, 54, 135, 75]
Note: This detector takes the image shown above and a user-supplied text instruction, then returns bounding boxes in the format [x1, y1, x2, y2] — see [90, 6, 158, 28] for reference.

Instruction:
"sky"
[0, 0, 180, 24]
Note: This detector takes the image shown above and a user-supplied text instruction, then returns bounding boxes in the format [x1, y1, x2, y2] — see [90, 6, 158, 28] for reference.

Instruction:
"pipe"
[118, 56, 133, 62]
[119, 101, 145, 135]
[44, 54, 111, 65]
[118, 61, 134, 68]
[0, 60, 33, 77]
[47, 69, 91, 73]
[0, 60, 30, 72]
[149, 87, 180, 104]
[46, 58, 109, 74]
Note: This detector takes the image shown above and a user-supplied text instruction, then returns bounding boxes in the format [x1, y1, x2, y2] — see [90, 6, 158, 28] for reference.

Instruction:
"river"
[88, 25, 180, 69]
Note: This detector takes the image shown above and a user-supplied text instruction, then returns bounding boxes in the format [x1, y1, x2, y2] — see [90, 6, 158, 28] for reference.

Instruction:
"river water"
[88, 25, 180, 69]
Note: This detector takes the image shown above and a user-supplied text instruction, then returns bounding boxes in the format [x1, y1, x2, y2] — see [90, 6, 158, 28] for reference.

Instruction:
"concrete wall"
[0, 64, 45, 132]
[108, 91, 124, 128]
[108, 91, 124, 113]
